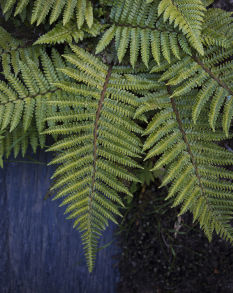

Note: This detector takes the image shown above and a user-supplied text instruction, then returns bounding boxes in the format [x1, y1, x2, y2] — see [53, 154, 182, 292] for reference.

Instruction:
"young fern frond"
[96, 0, 193, 68]
[140, 86, 233, 242]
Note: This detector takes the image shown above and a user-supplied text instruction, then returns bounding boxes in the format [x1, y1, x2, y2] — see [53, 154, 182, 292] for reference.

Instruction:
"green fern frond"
[34, 20, 103, 45]
[0, 0, 94, 27]
[157, 0, 205, 55]
[0, 120, 45, 164]
[96, 0, 193, 67]
[155, 43, 233, 136]
[43, 46, 154, 271]
[0, 46, 72, 159]
[142, 86, 233, 243]
[0, 26, 42, 75]
[201, 9, 233, 48]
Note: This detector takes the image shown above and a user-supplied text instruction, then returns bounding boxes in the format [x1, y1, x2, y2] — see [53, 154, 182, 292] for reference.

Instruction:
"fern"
[157, 0, 206, 55]
[34, 20, 103, 45]
[0, 0, 94, 26]
[140, 87, 233, 242]
[0, 26, 42, 75]
[43, 46, 162, 271]
[1, 0, 233, 274]
[96, 0, 193, 67]
[154, 40, 233, 136]
[0, 39, 73, 161]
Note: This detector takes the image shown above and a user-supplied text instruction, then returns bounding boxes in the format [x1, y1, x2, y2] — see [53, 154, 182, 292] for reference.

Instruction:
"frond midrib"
[193, 55, 233, 96]
[87, 64, 113, 271]
[169, 89, 233, 239]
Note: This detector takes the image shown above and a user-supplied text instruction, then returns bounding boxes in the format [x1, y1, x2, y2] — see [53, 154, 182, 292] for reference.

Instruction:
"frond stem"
[90, 64, 113, 201]
[193, 55, 233, 96]
[168, 86, 204, 193]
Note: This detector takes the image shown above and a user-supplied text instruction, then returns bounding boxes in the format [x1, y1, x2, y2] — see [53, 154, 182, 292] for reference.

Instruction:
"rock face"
[0, 151, 119, 293]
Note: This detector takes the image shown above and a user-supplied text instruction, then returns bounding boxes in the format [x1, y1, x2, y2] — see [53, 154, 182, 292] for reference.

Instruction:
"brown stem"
[90, 64, 113, 200]
[167, 86, 204, 192]
[193, 55, 233, 96]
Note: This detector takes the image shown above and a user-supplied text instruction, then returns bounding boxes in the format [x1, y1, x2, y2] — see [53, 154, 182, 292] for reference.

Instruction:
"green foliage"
[0, 0, 94, 26]
[157, 0, 206, 55]
[0, 0, 233, 272]
[140, 87, 233, 241]
[96, 0, 194, 67]
[45, 46, 145, 270]
[34, 20, 103, 45]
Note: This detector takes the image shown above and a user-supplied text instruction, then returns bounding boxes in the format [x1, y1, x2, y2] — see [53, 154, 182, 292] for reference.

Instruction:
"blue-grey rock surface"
[0, 151, 119, 293]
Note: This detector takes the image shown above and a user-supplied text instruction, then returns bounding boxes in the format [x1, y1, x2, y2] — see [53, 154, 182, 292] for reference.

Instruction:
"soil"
[116, 1, 233, 292]
[116, 184, 233, 293]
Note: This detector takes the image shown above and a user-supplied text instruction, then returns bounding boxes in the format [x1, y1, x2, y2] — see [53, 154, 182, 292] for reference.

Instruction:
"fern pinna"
[0, 0, 233, 272]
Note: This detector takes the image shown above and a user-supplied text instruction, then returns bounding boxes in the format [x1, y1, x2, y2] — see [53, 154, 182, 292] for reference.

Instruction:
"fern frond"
[0, 120, 45, 162]
[142, 86, 233, 243]
[34, 20, 102, 45]
[157, 0, 205, 55]
[43, 46, 154, 271]
[156, 43, 233, 136]
[0, 46, 72, 159]
[0, 0, 94, 27]
[202, 8, 233, 49]
[96, 0, 193, 67]
[0, 26, 42, 75]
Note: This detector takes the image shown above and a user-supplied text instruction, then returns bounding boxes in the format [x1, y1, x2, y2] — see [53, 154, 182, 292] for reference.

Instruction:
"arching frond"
[140, 86, 233, 243]
[155, 43, 233, 136]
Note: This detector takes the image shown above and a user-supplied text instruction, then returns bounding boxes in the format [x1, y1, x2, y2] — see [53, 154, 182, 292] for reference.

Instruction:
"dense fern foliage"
[1, 0, 233, 271]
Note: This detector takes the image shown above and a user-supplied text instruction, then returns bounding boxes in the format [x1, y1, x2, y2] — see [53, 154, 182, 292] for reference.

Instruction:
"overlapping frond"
[96, 0, 193, 67]
[34, 20, 103, 45]
[0, 46, 71, 160]
[0, 26, 42, 75]
[157, 0, 206, 55]
[42, 45, 162, 271]
[0, 121, 45, 165]
[153, 41, 233, 136]
[0, 0, 94, 27]
[201, 8, 233, 48]
[139, 86, 233, 243]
